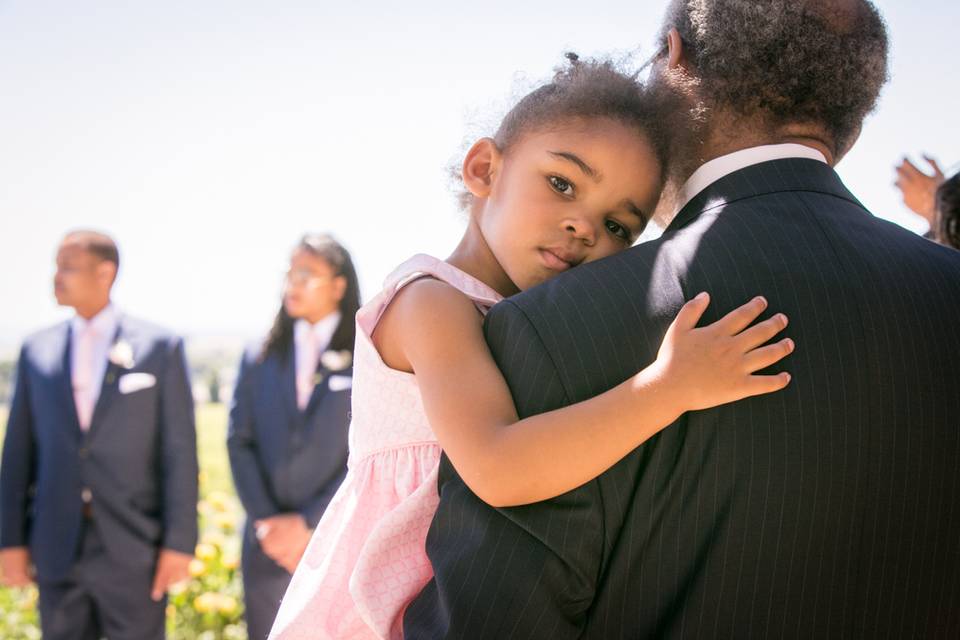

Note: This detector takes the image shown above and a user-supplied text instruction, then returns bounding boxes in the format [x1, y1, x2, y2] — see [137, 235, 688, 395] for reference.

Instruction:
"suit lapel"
[58, 322, 83, 436]
[303, 365, 331, 418]
[277, 349, 301, 425]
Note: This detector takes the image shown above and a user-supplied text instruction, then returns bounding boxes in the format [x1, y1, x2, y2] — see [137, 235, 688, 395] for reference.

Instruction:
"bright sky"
[1, 0, 957, 348]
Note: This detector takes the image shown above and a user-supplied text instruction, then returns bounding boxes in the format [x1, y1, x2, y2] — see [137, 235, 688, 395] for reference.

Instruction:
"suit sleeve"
[226, 353, 280, 521]
[159, 337, 199, 554]
[404, 299, 604, 640]
[298, 466, 346, 529]
[0, 346, 36, 548]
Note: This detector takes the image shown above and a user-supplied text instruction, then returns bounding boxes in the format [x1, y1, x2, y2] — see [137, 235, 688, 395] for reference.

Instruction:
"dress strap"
[380, 254, 504, 315]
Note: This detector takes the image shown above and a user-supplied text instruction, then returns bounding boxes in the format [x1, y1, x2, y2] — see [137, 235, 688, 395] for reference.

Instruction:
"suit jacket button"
[81, 488, 92, 503]
[79, 447, 89, 459]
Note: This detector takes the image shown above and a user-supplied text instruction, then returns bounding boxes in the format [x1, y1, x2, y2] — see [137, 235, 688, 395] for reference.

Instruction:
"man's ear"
[97, 261, 118, 287]
[462, 138, 501, 199]
[666, 28, 685, 70]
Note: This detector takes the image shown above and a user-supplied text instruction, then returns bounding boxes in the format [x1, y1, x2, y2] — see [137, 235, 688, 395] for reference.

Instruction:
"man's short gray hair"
[659, 0, 888, 151]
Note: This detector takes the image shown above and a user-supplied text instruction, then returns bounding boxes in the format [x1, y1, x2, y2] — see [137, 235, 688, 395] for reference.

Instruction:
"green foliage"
[0, 361, 13, 405]
[0, 404, 248, 639]
[0, 584, 40, 639]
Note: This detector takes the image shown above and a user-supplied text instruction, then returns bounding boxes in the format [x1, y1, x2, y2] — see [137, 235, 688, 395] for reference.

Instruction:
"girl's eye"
[548, 175, 574, 196]
[605, 219, 631, 242]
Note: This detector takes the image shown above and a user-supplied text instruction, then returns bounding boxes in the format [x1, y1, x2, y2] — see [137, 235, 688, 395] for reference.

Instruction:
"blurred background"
[0, 1, 957, 636]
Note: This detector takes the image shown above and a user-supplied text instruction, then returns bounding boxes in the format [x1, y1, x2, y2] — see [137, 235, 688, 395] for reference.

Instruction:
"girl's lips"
[539, 248, 573, 272]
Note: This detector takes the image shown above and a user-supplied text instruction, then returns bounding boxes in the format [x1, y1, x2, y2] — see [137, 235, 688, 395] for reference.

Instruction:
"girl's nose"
[564, 216, 597, 246]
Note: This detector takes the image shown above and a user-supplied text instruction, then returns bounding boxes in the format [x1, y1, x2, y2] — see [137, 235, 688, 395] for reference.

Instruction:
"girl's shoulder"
[373, 275, 482, 374]
[361, 254, 503, 372]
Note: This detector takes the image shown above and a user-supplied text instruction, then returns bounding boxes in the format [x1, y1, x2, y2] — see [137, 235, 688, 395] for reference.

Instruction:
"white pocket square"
[328, 374, 352, 392]
[118, 372, 157, 394]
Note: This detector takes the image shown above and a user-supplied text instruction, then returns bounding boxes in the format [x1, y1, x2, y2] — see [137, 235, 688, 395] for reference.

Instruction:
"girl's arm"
[373, 280, 793, 508]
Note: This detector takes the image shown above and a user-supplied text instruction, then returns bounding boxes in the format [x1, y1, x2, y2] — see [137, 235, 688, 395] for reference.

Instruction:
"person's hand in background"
[255, 513, 312, 574]
[150, 548, 193, 601]
[0, 547, 34, 588]
[895, 154, 945, 226]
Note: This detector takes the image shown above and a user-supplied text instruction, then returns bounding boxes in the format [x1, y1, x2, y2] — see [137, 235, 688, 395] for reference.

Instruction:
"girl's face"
[468, 118, 662, 291]
[283, 249, 346, 323]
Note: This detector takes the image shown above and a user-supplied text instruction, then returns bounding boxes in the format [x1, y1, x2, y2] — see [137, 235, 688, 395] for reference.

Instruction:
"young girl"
[269, 56, 793, 640]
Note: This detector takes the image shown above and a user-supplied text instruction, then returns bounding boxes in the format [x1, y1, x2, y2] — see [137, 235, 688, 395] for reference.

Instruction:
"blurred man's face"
[53, 242, 113, 309]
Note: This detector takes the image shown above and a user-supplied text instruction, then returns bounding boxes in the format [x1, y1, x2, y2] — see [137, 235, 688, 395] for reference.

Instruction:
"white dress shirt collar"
[294, 312, 342, 359]
[71, 302, 120, 341]
[676, 143, 828, 213]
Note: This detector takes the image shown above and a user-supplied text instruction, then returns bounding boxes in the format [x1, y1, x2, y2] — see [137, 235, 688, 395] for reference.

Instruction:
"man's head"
[650, 0, 888, 177]
[54, 230, 119, 317]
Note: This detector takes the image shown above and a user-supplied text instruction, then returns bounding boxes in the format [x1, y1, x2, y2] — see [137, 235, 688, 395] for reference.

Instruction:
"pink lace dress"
[268, 254, 503, 640]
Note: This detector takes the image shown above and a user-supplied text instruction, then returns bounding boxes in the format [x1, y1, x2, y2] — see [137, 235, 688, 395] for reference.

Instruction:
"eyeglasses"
[283, 269, 337, 288]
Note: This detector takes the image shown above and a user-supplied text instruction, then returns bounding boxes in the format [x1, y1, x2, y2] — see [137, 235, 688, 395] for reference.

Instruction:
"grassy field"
[0, 403, 246, 639]
[196, 403, 235, 496]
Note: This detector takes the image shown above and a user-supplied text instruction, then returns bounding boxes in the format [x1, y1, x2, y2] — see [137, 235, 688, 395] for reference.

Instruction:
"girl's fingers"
[743, 338, 795, 373]
[667, 292, 710, 335]
[712, 296, 767, 335]
[744, 372, 792, 397]
[735, 313, 789, 351]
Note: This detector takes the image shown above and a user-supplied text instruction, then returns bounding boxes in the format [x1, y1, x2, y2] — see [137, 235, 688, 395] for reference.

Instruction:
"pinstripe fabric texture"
[404, 158, 960, 639]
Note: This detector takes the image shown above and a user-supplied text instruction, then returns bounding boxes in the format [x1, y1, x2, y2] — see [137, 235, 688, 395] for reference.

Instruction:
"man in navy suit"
[0, 230, 198, 640]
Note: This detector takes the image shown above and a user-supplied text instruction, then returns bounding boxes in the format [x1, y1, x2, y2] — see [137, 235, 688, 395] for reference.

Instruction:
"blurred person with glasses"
[227, 233, 360, 640]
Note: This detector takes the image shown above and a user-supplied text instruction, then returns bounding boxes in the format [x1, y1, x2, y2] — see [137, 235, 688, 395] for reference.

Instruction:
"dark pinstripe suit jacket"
[405, 158, 960, 639]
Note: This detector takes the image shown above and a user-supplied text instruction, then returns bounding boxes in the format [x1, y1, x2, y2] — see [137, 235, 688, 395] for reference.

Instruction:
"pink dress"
[268, 254, 503, 640]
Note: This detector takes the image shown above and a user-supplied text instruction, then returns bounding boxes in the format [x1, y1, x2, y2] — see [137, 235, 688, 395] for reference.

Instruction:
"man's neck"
[74, 299, 111, 321]
[696, 113, 835, 173]
[657, 119, 837, 218]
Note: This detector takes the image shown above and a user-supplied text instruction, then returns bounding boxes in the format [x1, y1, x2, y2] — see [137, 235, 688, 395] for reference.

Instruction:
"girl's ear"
[462, 137, 501, 199]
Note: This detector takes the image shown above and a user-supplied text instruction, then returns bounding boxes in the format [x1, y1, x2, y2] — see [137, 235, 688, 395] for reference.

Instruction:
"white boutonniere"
[108, 339, 135, 369]
[319, 349, 352, 372]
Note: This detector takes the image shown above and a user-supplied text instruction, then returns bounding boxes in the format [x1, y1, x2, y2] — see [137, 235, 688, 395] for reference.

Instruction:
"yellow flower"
[213, 512, 236, 532]
[197, 500, 212, 515]
[221, 553, 240, 571]
[169, 580, 188, 596]
[201, 530, 226, 549]
[194, 592, 218, 614]
[206, 491, 231, 512]
[217, 594, 239, 615]
[166, 604, 176, 618]
[195, 543, 217, 562]
[188, 558, 207, 577]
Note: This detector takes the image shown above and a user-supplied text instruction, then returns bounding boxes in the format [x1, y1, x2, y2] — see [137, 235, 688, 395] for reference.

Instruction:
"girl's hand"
[648, 292, 793, 413]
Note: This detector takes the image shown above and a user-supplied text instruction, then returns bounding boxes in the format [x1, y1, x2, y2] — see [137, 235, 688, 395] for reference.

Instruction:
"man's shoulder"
[119, 314, 182, 346]
[239, 337, 271, 369]
[21, 321, 69, 348]
[18, 321, 70, 367]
